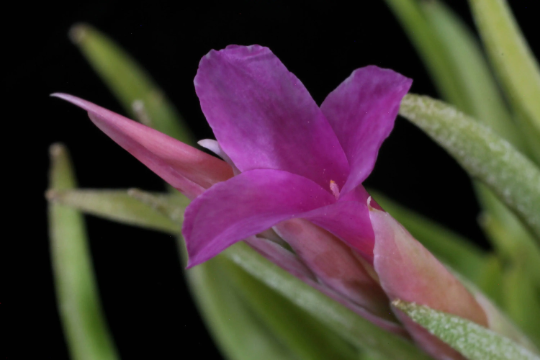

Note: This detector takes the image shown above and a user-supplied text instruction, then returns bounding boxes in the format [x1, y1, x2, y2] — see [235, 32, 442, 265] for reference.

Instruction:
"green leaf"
[127, 188, 190, 224]
[185, 254, 298, 360]
[394, 300, 540, 360]
[399, 94, 540, 242]
[383, 0, 465, 106]
[46, 188, 181, 234]
[222, 242, 431, 360]
[420, 0, 522, 150]
[469, 0, 540, 162]
[474, 255, 505, 307]
[370, 190, 487, 283]
[222, 257, 359, 360]
[502, 263, 540, 347]
[479, 189, 540, 287]
[69, 23, 194, 144]
[47, 143, 119, 360]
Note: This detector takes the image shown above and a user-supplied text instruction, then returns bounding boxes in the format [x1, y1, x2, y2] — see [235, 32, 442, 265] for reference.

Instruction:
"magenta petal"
[52, 93, 233, 199]
[195, 45, 350, 189]
[183, 169, 336, 267]
[321, 66, 412, 195]
[303, 185, 374, 262]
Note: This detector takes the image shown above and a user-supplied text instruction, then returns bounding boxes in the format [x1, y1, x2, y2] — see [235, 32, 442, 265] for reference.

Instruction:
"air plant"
[47, 1, 540, 359]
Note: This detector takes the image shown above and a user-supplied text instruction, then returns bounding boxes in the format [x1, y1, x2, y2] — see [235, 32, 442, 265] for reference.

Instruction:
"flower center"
[329, 180, 340, 199]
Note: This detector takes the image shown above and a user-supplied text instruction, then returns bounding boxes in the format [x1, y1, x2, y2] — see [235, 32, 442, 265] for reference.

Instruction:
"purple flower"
[186, 45, 412, 267]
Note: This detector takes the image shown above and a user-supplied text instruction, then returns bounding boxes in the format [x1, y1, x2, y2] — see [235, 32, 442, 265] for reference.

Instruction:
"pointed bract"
[370, 207, 488, 360]
[52, 93, 233, 199]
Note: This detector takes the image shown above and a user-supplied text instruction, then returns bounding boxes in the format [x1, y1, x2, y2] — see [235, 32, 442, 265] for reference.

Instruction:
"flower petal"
[183, 169, 336, 267]
[321, 66, 412, 195]
[303, 185, 375, 262]
[370, 208, 488, 359]
[194, 45, 350, 189]
[52, 93, 233, 199]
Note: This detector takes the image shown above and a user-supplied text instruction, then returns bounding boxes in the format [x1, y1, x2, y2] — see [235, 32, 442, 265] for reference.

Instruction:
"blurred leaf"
[502, 263, 540, 347]
[47, 143, 119, 360]
[383, 0, 465, 105]
[468, 0, 540, 163]
[400, 94, 540, 242]
[479, 191, 540, 287]
[47, 188, 181, 234]
[394, 300, 540, 360]
[420, 0, 522, 150]
[185, 254, 299, 360]
[370, 190, 486, 283]
[474, 255, 505, 307]
[222, 257, 359, 360]
[70, 23, 194, 144]
[222, 242, 431, 360]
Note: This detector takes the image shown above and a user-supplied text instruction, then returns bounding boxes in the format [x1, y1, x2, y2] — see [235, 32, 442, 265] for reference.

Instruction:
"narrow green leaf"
[469, 0, 540, 162]
[479, 189, 540, 287]
[46, 188, 181, 234]
[127, 188, 190, 224]
[474, 255, 505, 307]
[47, 144, 119, 360]
[370, 190, 486, 283]
[69, 23, 194, 144]
[421, 0, 522, 149]
[222, 242, 431, 360]
[383, 0, 465, 105]
[502, 263, 540, 347]
[222, 257, 358, 360]
[185, 254, 298, 360]
[399, 94, 540, 241]
[394, 300, 540, 360]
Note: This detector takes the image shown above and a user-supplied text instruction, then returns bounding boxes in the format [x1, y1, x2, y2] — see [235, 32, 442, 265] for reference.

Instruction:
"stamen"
[329, 180, 340, 199]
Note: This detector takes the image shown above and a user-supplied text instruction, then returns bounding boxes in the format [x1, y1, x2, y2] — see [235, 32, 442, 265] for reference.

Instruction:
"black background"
[6, 0, 538, 359]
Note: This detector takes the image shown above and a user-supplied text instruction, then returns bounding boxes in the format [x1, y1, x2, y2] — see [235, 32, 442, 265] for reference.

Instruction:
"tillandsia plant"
[46, 1, 540, 359]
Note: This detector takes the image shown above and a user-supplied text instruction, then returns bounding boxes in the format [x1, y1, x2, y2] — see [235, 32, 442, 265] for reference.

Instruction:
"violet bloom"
[54, 45, 490, 359]
[185, 45, 412, 267]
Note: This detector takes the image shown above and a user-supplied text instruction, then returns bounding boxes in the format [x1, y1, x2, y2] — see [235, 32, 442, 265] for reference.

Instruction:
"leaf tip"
[68, 23, 90, 44]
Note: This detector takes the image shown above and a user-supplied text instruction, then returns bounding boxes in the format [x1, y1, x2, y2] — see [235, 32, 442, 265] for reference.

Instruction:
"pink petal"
[194, 45, 350, 190]
[303, 184, 374, 262]
[370, 208, 488, 360]
[52, 93, 233, 199]
[321, 66, 412, 195]
[246, 236, 407, 336]
[274, 218, 394, 321]
[183, 169, 336, 267]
